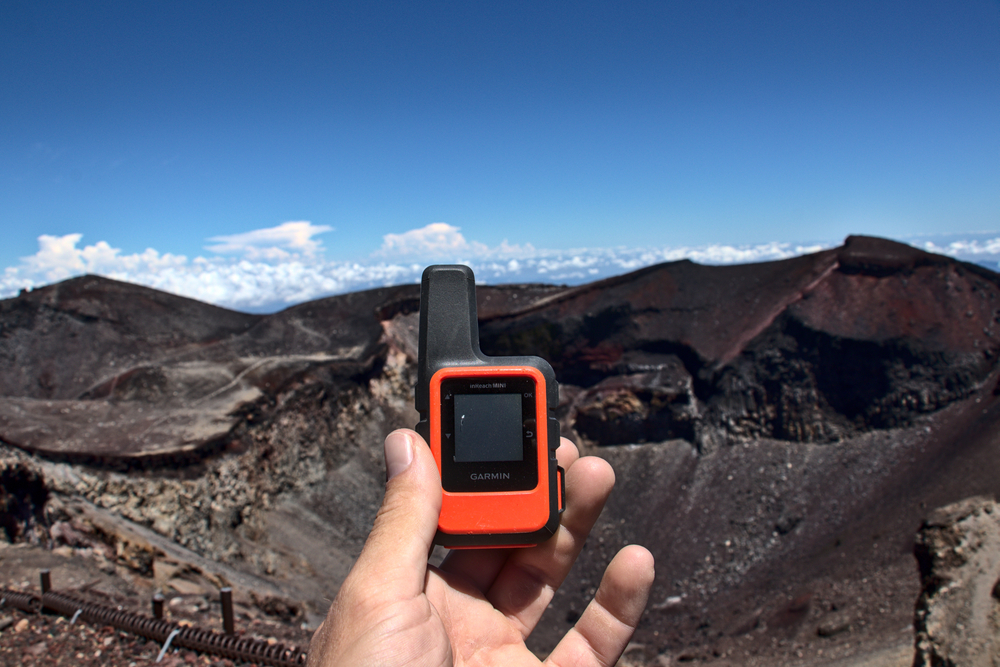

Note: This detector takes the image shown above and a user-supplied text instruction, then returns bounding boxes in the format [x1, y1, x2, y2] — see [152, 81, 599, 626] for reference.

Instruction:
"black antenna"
[416, 265, 486, 417]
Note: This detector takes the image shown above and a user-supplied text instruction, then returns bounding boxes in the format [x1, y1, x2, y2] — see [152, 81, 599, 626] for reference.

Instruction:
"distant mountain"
[2, 235, 999, 663]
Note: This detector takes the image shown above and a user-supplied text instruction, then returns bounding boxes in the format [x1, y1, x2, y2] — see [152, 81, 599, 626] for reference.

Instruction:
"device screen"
[437, 374, 540, 492]
[454, 393, 523, 462]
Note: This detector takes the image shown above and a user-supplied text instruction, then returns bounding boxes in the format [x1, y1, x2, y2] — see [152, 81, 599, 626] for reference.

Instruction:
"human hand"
[308, 428, 654, 666]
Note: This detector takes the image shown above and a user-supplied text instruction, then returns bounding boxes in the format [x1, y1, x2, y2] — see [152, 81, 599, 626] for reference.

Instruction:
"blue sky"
[2, 1, 999, 311]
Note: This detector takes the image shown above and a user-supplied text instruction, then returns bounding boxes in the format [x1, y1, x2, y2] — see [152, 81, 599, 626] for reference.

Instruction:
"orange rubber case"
[429, 365, 551, 537]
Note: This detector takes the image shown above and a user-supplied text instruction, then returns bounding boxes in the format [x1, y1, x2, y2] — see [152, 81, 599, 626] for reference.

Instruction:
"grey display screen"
[454, 393, 524, 462]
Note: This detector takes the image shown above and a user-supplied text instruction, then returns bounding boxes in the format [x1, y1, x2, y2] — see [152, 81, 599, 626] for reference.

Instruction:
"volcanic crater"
[2, 235, 1000, 665]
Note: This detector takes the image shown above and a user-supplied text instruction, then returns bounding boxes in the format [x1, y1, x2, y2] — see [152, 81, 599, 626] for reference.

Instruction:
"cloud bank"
[3, 222, 997, 313]
[910, 234, 1000, 262]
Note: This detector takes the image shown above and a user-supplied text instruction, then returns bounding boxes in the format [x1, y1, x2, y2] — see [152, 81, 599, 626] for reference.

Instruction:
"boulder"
[913, 496, 1000, 666]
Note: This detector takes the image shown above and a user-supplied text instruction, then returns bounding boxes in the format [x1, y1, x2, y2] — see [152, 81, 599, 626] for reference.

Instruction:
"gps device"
[415, 265, 564, 548]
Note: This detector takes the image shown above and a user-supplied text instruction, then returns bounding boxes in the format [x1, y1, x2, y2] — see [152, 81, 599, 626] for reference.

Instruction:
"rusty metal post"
[40, 570, 51, 595]
[220, 587, 234, 635]
[152, 593, 164, 620]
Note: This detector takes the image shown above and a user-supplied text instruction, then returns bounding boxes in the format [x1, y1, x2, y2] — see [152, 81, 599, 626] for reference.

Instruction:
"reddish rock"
[479, 235, 1000, 446]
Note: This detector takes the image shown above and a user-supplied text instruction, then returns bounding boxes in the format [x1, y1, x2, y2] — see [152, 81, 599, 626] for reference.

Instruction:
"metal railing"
[0, 570, 309, 666]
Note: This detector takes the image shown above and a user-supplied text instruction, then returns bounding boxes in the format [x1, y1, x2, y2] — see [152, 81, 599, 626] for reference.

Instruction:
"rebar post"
[220, 587, 234, 635]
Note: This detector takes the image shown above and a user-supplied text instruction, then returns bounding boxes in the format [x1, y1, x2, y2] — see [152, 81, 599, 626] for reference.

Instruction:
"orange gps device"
[415, 265, 564, 548]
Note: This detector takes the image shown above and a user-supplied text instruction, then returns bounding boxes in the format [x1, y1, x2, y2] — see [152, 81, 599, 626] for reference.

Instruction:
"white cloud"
[0, 232, 420, 311]
[23, 233, 87, 279]
[917, 236, 1000, 258]
[378, 222, 478, 257]
[206, 221, 332, 260]
[4, 225, 998, 313]
[376, 222, 535, 259]
[17, 233, 187, 284]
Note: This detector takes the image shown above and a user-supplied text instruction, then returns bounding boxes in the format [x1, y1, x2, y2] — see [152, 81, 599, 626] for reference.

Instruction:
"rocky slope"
[2, 235, 1000, 664]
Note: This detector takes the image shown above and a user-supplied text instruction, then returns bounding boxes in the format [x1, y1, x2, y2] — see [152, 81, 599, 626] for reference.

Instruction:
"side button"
[557, 465, 566, 513]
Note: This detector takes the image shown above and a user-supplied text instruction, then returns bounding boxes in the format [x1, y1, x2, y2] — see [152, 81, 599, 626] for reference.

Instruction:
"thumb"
[347, 429, 442, 602]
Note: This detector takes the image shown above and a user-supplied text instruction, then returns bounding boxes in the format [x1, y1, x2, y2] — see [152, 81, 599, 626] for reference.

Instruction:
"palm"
[425, 567, 539, 665]
[421, 449, 651, 666]
[308, 433, 654, 667]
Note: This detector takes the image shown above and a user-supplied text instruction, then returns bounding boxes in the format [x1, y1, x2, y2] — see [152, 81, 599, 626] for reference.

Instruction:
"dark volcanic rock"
[0, 276, 417, 462]
[0, 462, 48, 542]
[0, 275, 261, 400]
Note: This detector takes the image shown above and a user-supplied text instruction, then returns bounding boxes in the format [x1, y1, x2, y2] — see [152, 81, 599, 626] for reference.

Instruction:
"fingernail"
[384, 431, 414, 481]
